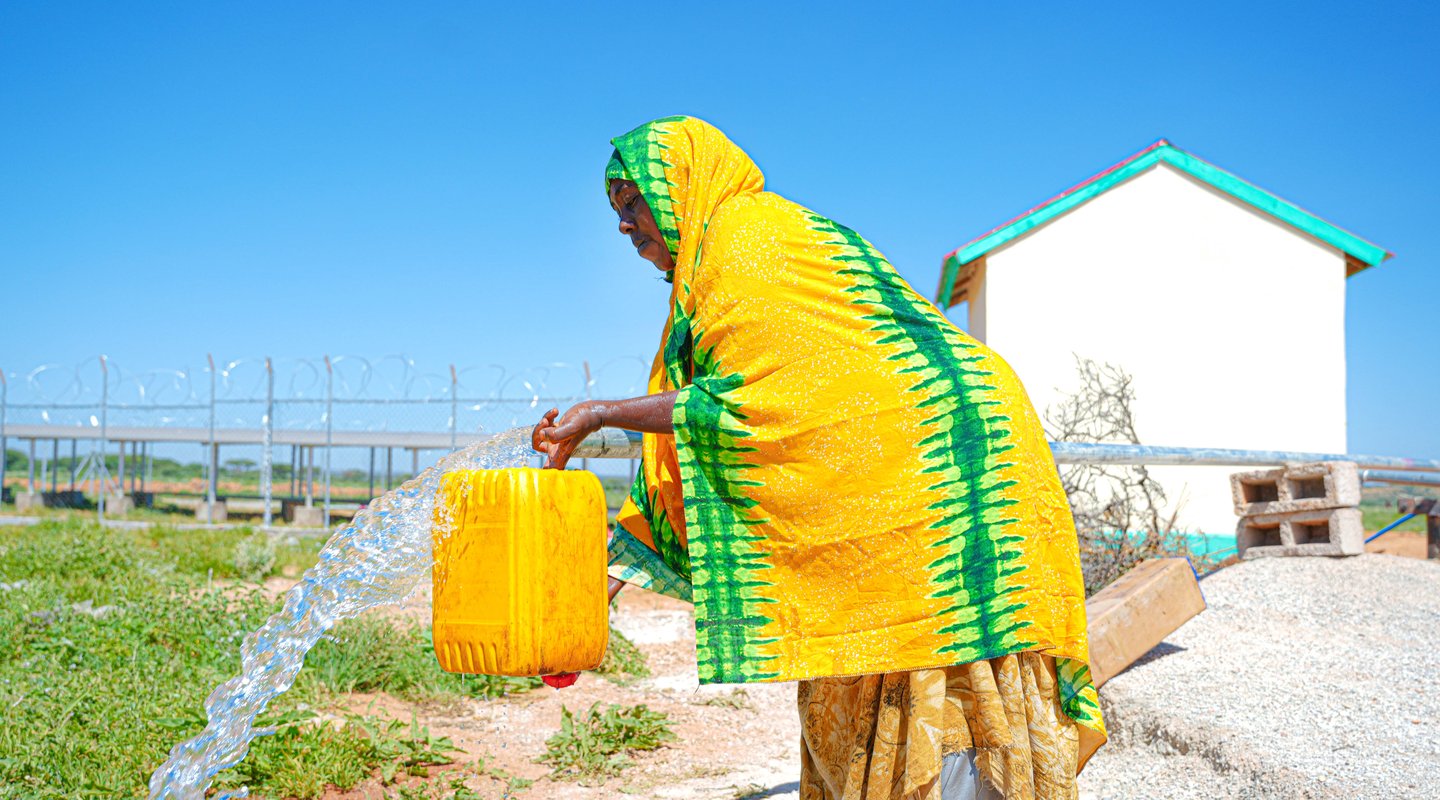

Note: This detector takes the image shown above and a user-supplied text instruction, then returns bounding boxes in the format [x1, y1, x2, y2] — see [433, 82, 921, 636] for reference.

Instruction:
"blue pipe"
[1365, 513, 1418, 544]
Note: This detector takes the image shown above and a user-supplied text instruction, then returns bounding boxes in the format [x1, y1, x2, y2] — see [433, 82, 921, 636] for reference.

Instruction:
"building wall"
[976, 163, 1349, 534]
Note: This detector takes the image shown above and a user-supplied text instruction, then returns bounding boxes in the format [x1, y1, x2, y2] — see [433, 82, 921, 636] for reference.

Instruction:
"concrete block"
[104, 494, 135, 515]
[225, 498, 269, 515]
[15, 492, 43, 512]
[291, 505, 324, 528]
[195, 500, 228, 524]
[1085, 558, 1207, 688]
[1231, 461, 1360, 517]
[1237, 506, 1363, 559]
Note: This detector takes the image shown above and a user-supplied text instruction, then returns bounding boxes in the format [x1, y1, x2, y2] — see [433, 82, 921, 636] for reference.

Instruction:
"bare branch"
[1046, 355, 1214, 593]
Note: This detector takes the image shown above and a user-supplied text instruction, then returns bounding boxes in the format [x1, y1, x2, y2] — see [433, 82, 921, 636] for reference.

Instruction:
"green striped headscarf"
[604, 149, 631, 189]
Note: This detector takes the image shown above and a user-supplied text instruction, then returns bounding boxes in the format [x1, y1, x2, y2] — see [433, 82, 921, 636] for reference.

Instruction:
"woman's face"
[608, 179, 675, 272]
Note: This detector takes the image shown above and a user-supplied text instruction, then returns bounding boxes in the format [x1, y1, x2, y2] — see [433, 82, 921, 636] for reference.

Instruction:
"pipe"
[571, 428, 643, 459]
[570, 431, 1440, 473]
[1359, 469, 1440, 488]
[1047, 442, 1440, 472]
[1366, 513, 1417, 544]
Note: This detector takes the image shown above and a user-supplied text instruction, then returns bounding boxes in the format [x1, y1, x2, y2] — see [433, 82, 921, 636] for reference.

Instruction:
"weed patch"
[214, 712, 459, 798]
[539, 703, 676, 780]
[595, 624, 650, 685]
[232, 531, 277, 581]
[475, 754, 536, 795]
[696, 688, 752, 711]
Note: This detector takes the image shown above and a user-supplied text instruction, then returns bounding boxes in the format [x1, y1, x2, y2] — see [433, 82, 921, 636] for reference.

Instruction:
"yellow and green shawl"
[604, 116, 1104, 744]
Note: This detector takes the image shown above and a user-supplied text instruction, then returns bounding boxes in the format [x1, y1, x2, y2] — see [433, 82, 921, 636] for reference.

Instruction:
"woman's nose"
[618, 216, 637, 234]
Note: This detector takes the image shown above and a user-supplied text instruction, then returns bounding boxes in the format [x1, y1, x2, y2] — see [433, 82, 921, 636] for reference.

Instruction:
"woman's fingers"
[541, 405, 600, 444]
[531, 408, 559, 453]
[536, 404, 603, 469]
[546, 417, 586, 442]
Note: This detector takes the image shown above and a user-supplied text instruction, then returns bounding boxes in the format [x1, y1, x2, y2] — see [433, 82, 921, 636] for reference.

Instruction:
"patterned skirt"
[797, 652, 1099, 800]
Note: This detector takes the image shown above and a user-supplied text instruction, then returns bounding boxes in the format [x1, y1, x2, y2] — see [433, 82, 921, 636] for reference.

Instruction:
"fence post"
[323, 355, 333, 529]
[98, 355, 109, 520]
[0, 367, 7, 502]
[582, 360, 592, 473]
[206, 354, 217, 518]
[449, 364, 458, 451]
[261, 357, 274, 527]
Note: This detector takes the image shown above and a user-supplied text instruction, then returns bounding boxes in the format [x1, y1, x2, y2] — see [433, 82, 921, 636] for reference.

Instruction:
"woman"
[533, 116, 1105, 800]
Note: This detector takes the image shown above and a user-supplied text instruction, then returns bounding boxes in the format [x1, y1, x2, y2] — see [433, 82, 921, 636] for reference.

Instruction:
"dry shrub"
[1046, 356, 1216, 594]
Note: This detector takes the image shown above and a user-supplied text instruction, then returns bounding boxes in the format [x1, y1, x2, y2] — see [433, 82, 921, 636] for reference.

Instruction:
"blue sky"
[2, 1, 1436, 458]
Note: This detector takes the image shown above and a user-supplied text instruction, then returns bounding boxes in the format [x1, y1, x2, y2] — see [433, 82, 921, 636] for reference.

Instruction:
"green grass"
[594, 624, 650, 686]
[0, 519, 535, 799]
[128, 524, 324, 581]
[213, 712, 461, 798]
[1360, 485, 1435, 535]
[538, 703, 675, 780]
[0, 520, 288, 797]
[307, 616, 542, 702]
[599, 477, 630, 510]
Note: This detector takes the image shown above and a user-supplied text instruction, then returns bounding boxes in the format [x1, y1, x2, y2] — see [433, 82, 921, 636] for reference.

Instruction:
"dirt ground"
[1365, 529, 1429, 558]
[278, 528, 1436, 799]
[315, 587, 801, 800]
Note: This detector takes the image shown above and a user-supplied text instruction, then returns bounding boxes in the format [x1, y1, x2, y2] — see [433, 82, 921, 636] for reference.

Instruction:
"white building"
[936, 140, 1390, 534]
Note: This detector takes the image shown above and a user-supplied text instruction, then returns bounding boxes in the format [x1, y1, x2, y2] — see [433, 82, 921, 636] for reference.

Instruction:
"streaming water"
[147, 428, 534, 799]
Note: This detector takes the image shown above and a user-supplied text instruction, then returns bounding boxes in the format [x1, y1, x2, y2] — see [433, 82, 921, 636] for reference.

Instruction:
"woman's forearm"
[592, 391, 678, 435]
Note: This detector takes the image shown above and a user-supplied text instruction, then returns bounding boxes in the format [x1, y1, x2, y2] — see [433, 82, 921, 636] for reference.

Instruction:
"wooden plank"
[1085, 558, 1206, 688]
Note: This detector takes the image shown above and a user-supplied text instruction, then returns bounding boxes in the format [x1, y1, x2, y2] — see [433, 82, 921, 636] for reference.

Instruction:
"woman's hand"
[531, 402, 606, 470]
[530, 392, 678, 469]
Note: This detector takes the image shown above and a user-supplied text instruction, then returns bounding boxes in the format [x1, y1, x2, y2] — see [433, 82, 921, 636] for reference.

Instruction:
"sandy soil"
[309, 587, 801, 800]
[1365, 529, 1429, 558]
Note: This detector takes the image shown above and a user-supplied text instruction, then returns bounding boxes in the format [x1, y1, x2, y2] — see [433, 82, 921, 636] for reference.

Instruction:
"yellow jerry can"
[431, 467, 609, 676]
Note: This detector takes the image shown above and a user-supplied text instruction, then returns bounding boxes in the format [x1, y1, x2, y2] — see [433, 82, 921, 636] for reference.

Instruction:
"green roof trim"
[937, 141, 1391, 307]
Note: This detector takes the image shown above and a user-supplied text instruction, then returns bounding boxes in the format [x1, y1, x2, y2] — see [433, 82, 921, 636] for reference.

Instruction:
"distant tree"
[222, 458, 258, 474]
[151, 457, 203, 482]
[4, 449, 28, 473]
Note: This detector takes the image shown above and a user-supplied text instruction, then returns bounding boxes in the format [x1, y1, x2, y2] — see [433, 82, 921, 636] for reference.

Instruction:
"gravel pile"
[1080, 553, 1440, 799]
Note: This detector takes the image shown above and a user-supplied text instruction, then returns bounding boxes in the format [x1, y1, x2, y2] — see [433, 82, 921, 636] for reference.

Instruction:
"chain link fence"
[0, 354, 648, 526]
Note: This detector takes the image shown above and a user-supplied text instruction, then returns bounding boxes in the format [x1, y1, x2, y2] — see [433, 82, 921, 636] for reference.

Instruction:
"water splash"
[147, 428, 534, 799]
